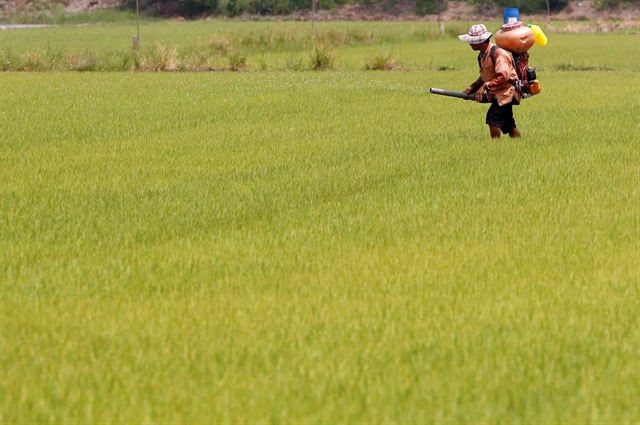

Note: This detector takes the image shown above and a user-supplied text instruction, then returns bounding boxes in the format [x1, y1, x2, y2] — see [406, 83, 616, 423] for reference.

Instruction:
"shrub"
[285, 55, 305, 71]
[472, 0, 570, 14]
[121, 0, 218, 17]
[228, 50, 248, 71]
[415, 0, 447, 16]
[66, 51, 100, 71]
[309, 43, 335, 70]
[364, 51, 397, 70]
[592, 0, 626, 11]
[139, 44, 179, 71]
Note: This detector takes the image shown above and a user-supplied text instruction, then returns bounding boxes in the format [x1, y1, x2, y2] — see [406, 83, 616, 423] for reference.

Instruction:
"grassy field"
[1, 21, 639, 424]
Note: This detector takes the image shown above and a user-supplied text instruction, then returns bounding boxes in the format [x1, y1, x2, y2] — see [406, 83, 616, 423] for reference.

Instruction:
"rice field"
[0, 20, 639, 424]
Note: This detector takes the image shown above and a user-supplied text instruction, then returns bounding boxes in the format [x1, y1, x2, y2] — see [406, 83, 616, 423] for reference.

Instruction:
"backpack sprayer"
[428, 88, 489, 102]
[431, 22, 547, 101]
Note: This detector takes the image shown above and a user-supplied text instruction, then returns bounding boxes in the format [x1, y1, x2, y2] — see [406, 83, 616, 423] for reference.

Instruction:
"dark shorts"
[486, 99, 517, 134]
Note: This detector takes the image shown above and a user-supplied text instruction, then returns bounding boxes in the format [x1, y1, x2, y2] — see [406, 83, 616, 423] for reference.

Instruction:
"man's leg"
[487, 100, 505, 139]
[487, 100, 521, 139]
[505, 102, 520, 137]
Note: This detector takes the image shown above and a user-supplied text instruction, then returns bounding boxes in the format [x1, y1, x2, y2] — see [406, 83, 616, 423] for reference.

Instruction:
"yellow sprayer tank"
[529, 24, 548, 46]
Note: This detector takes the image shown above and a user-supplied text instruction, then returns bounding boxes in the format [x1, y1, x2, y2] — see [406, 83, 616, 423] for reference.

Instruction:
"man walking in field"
[460, 24, 521, 139]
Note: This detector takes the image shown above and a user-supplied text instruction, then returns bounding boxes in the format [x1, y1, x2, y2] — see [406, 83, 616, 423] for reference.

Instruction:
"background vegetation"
[118, 0, 639, 17]
[2, 20, 639, 72]
[467, 0, 569, 14]
[2, 0, 638, 19]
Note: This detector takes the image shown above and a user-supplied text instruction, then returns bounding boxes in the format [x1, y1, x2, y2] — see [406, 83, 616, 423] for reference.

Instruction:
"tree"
[415, 0, 447, 16]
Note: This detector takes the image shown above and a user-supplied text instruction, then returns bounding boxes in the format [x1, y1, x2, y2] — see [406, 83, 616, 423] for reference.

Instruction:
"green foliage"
[113, 0, 593, 17]
[223, 0, 246, 16]
[138, 43, 179, 70]
[228, 49, 248, 69]
[364, 50, 398, 69]
[119, 0, 310, 16]
[121, 0, 219, 17]
[415, 0, 447, 16]
[309, 42, 336, 69]
[2, 22, 639, 72]
[592, 0, 635, 11]
[6, 0, 636, 19]
[469, 0, 569, 13]
[0, 9, 140, 25]
[464, 0, 639, 14]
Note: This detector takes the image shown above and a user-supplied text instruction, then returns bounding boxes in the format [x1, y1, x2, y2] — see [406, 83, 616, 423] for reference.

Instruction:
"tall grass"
[364, 50, 398, 70]
[0, 9, 141, 25]
[1, 21, 638, 72]
[309, 43, 336, 70]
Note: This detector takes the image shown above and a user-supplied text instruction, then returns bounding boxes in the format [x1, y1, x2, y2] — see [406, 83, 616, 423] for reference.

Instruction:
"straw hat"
[458, 24, 492, 44]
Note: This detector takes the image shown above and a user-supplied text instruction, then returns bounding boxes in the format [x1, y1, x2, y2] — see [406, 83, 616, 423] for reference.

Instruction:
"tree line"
[120, 0, 638, 18]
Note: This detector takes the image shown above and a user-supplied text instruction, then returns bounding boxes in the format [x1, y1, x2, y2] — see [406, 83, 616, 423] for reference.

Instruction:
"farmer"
[460, 24, 521, 138]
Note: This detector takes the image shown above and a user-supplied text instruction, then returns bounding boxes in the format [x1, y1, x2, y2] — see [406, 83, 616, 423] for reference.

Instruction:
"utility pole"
[311, 0, 318, 37]
[546, 0, 551, 28]
[437, 0, 445, 35]
[134, 0, 141, 51]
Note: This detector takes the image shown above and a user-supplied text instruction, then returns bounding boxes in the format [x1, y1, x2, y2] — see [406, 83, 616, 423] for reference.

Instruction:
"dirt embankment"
[0, 0, 121, 17]
[296, 1, 640, 24]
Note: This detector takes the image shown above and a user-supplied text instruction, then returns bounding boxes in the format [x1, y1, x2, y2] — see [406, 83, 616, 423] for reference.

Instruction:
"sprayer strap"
[489, 45, 499, 61]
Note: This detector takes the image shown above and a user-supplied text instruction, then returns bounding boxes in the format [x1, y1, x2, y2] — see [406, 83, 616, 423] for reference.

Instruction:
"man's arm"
[462, 77, 484, 95]
[485, 51, 511, 90]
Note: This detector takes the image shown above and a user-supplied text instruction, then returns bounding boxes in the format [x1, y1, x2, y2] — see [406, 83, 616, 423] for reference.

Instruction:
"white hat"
[458, 24, 493, 44]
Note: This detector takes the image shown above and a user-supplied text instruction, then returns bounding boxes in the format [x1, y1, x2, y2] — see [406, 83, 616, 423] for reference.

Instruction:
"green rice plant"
[238, 27, 302, 48]
[0, 26, 639, 425]
[444, 21, 472, 38]
[206, 27, 305, 55]
[0, 47, 134, 71]
[258, 55, 269, 70]
[0, 8, 142, 25]
[177, 52, 220, 71]
[205, 26, 377, 55]
[49, 9, 142, 25]
[65, 51, 101, 71]
[2, 68, 638, 424]
[348, 27, 375, 44]
[553, 62, 616, 71]
[364, 50, 398, 70]
[53, 47, 71, 66]
[285, 54, 305, 70]
[1, 22, 638, 72]
[271, 53, 305, 71]
[309, 43, 336, 70]
[21, 50, 47, 71]
[207, 33, 237, 55]
[0, 49, 14, 70]
[228, 49, 248, 70]
[138, 43, 179, 71]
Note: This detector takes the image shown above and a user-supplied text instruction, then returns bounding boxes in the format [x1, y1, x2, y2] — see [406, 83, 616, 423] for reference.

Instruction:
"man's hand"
[474, 82, 489, 102]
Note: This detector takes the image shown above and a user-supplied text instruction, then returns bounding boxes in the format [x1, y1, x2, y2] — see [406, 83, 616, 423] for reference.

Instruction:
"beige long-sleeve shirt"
[466, 42, 521, 106]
